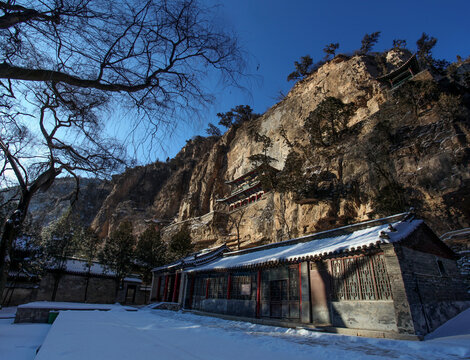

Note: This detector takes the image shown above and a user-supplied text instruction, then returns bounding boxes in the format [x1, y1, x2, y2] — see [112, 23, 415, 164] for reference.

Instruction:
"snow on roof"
[152, 244, 230, 272]
[48, 259, 116, 277]
[191, 219, 423, 272]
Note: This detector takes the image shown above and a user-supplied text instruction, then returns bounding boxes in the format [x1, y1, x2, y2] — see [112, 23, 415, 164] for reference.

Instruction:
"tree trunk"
[0, 163, 60, 308]
[236, 228, 240, 250]
[84, 271, 91, 303]
[51, 272, 62, 301]
[0, 192, 32, 308]
[114, 279, 121, 303]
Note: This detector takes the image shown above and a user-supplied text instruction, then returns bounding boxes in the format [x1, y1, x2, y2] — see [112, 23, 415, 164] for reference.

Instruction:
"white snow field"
[0, 308, 50, 360]
[28, 307, 470, 360]
[1, 305, 469, 360]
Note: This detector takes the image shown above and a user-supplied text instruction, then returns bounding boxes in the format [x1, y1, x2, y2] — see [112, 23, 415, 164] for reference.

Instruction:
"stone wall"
[36, 273, 117, 304]
[2, 284, 38, 307]
[396, 244, 470, 335]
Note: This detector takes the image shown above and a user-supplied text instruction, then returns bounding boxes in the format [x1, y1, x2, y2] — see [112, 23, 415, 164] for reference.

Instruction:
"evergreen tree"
[41, 209, 82, 300]
[206, 123, 222, 137]
[358, 31, 381, 54]
[248, 133, 277, 190]
[392, 39, 407, 50]
[287, 55, 314, 81]
[74, 227, 102, 302]
[323, 43, 340, 61]
[168, 225, 193, 259]
[135, 226, 167, 283]
[99, 221, 136, 297]
[416, 33, 437, 67]
[217, 105, 257, 128]
[416, 33, 449, 71]
[304, 97, 355, 146]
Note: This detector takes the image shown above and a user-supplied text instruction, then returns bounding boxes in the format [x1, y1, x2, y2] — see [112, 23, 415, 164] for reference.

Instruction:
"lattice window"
[371, 254, 392, 300]
[231, 272, 254, 300]
[356, 257, 376, 300]
[288, 266, 300, 301]
[331, 259, 346, 300]
[207, 274, 227, 299]
[193, 276, 207, 297]
[329, 254, 392, 301]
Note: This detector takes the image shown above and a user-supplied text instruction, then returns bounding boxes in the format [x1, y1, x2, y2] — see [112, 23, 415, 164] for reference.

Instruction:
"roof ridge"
[223, 212, 412, 258]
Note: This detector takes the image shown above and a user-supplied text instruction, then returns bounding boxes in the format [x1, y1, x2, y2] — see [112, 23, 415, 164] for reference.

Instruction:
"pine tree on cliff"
[323, 43, 339, 61]
[287, 55, 314, 81]
[416, 33, 449, 72]
[206, 123, 222, 137]
[358, 31, 381, 55]
[217, 105, 258, 128]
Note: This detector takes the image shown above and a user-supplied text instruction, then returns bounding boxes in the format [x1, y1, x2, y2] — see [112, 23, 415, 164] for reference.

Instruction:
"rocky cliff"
[13, 177, 111, 231]
[90, 49, 470, 249]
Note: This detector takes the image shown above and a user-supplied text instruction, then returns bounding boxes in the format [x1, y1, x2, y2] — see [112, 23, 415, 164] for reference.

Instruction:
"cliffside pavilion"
[216, 167, 274, 211]
[150, 212, 470, 339]
[376, 53, 421, 89]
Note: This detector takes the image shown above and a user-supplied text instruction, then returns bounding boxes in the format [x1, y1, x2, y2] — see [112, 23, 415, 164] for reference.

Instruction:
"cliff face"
[91, 50, 470, 248]
[18, 177, 111, 230]
[91, 136, 221, 238]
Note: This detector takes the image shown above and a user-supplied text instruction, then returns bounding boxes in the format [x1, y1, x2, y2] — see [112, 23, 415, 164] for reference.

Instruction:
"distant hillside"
[16, 177, 111, 231]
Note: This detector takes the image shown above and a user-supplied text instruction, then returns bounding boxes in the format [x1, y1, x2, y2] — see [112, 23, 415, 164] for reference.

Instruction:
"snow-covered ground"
[17, 301, 136, 311]
[1, 305, 470, 360]
[0, 307, 50, 360]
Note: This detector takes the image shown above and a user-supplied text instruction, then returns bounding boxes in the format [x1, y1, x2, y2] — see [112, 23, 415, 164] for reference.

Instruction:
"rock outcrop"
[90, 50, 470, 250]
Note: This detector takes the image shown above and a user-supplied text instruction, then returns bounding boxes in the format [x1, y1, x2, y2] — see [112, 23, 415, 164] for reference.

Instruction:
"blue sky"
[143, 0, 470, 162]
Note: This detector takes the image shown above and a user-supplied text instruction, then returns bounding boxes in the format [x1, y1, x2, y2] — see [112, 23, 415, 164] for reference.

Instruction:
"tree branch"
[0, 62, 154, 92]
[0, 2, 59, 29]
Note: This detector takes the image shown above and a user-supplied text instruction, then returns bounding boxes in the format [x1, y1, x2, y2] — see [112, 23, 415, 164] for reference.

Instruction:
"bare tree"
[275, 193, 291, 241]
[0, 0, 244, 304]
[228, 207, 247, 250]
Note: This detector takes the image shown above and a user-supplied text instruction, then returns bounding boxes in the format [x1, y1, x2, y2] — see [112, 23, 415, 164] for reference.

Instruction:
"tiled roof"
[190, 213, 422, 272]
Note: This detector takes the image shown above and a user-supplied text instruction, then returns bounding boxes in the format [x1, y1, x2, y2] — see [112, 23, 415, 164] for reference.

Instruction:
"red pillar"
[205, 278, 210, 299]
[172, 272, 180, 303]
[298, 263, 302, 319]
[163, 275, 169, 302]
[227, 273, 232, 299]
[256, 270, 261, 318]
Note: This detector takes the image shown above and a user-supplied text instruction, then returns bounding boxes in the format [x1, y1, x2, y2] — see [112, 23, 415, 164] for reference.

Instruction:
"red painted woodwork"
[298, 263, 302, 319]
[172, 272, 180, 303]
[205, 278, 210, 299]
[227, 273, 232, 299]
[256, 270, 261, 318]
[163, 275, 169, 302]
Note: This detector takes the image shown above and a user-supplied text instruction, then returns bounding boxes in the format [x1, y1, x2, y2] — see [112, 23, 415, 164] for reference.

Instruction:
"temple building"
[150, 212, 470, 339]
[377, 53, 421, 89]
[150, 245, 230, 303]
[216, 167, 272, 211]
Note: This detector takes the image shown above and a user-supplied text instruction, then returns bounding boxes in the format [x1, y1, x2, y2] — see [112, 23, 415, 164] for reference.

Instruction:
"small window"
[437, 259, 446, 275]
